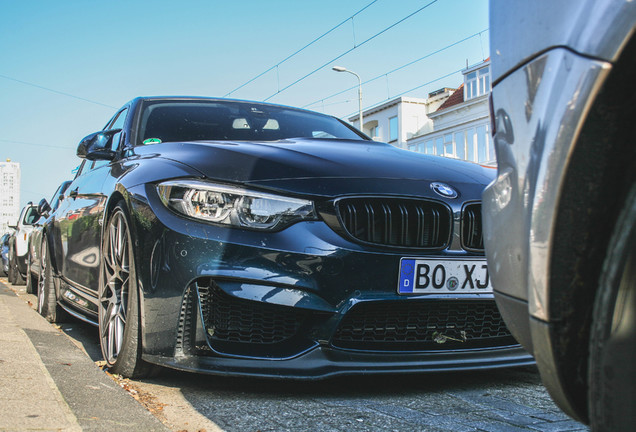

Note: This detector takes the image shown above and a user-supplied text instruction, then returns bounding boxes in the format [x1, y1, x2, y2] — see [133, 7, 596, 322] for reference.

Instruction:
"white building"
[0, 160, 20, 234]
[350, 59, 494, 165]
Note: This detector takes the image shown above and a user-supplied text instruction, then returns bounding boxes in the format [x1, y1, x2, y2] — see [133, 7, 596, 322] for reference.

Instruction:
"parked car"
[1, 232, 11, 276]
[26, 180, 72, 295]
[483, 1, 636, 429]
[41, 96, 532, 378]
[7, 203, 39, 285]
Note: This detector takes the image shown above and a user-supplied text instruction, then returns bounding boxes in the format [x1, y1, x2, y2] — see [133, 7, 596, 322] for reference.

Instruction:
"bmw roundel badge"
[431, 182, 458, 198]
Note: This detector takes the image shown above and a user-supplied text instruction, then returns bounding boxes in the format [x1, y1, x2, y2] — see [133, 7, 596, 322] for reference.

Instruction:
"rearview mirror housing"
[38, 198, 51, 218]
[76, 128, 121, 161]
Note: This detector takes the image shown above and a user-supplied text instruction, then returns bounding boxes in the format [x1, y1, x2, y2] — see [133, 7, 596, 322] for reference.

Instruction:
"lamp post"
[332, 66, 363, 132]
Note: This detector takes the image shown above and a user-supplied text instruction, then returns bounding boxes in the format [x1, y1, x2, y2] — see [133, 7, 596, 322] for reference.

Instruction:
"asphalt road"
[4, 277, 590, 432]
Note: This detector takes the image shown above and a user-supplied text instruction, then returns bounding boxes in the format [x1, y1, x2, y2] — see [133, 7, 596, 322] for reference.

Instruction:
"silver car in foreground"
[484, 1, 635, 430]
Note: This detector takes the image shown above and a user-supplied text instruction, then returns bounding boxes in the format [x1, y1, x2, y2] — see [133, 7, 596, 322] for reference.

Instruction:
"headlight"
[157, 180, 318, 230]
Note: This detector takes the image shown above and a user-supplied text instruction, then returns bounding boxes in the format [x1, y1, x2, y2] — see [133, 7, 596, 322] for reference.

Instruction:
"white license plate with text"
[398, 258, 492, 294]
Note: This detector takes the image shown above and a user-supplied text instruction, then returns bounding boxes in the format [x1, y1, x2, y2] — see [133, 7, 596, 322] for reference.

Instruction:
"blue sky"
[0, 0, 488, 209]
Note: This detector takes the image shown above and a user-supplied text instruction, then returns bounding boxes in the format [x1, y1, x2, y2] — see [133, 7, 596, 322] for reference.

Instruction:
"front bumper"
[483, 48, 610, 411]
[146, 345, 532, 379]
[127, 182, 532, 376]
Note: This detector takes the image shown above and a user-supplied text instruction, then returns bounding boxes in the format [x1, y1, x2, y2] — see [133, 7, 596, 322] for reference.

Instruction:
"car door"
[60, 108, 129, 293]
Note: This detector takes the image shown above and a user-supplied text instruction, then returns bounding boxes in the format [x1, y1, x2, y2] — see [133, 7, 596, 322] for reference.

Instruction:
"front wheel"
[7, 246, 16, 284]
[98, 203, 156, 378]
[37, 238, 70, 323]
[588, 184, 636, 431]
[26, 253, 36, 294]
[9, 249, 25, 285]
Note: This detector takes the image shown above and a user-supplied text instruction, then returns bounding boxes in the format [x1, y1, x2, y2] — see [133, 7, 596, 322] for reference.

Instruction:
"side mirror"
[38, 198, 51, 218]
[8, 225, 16, 230]
[76, 128, 121, 161]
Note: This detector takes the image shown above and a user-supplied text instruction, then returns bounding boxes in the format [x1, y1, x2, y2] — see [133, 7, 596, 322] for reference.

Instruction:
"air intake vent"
[336, 198, 451, 248]
[332, 300, 516, 351]
[462, 203, 484, 251]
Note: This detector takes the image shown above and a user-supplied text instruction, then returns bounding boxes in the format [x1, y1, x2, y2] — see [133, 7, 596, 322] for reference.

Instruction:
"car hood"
[134, 138, 494, 199]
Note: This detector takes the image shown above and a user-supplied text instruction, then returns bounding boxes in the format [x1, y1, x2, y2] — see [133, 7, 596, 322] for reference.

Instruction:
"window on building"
[425, 140, 434, 155]
[467, 129, 476, 162]
[389, 116, 398, 142]
[487, 124, 494, 162]
[477, 125, 487, 162]
[455, 131, 466, 160]
[465, 66, 491, 100]
[435, 137, 443, 155]
[369, 125, 380, 140]
[443, 134, 453, 157]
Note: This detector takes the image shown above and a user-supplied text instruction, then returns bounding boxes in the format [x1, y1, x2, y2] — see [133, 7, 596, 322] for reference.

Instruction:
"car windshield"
[138, 100, 366, 144]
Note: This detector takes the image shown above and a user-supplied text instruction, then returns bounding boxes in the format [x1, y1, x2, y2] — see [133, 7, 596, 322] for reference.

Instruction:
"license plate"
[398, 258, 492, 294]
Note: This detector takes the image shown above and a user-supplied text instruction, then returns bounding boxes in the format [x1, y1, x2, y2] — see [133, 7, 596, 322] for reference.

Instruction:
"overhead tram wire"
[222, 0, 380, 98]
[302, 29, 488, 109]
[0, 139, 72, 150]
[340, 67, 465, 120]
[0, 74, 117, 109]
[263, 0, 440, 102]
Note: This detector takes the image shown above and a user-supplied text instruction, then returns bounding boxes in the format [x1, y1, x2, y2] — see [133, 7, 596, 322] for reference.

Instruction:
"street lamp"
[332, 66, 363, 132]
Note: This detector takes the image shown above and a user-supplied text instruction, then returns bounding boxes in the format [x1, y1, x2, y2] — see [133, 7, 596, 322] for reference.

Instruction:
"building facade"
[0, 160, 20, 234]
[350, 60, 494, 165]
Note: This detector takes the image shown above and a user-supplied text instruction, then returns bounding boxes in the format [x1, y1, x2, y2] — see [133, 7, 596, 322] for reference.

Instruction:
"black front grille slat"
[337, 198, 451, 249]
[365, 203, 375, 243]
[462, 203, 484, 251]
[332, 301, 516, 351]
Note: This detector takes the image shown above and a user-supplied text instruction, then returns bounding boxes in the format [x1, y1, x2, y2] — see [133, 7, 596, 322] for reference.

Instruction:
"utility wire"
[0, 73, 117, 109]
[340, 67, 464, 119]
[223, 0, 379, 97]
[263, 0, 440, 102]
[302, 29, 488, 109]
[0, 138, 72, 150]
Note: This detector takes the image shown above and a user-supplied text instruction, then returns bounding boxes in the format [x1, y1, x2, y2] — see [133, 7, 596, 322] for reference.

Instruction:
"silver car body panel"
[486, 0, 636, 420]
[490, 0, 635, 83]
[484, 50, 610, 322]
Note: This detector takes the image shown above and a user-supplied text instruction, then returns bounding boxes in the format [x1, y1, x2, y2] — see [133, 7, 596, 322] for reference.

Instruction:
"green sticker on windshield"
[143, 138, 162, 145]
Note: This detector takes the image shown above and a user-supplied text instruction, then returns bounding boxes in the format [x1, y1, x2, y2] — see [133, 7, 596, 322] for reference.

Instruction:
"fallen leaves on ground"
[104, 370, 167, 422]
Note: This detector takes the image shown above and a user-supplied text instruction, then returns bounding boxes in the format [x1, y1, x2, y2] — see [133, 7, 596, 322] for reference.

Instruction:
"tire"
[14, 264, 25, 285]
[9, 249, 25, 285]
[588, 185, 636, 431]
[37, 239, 70, 323]
[98, 202, 156, 378]
[25, 254, 36, 294]
[7, 246, 15, 284]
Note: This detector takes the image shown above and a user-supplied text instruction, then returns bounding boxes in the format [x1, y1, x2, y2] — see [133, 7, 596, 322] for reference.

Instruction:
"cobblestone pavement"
[6, 279, 590, 432]
[141, 366, 589, 432]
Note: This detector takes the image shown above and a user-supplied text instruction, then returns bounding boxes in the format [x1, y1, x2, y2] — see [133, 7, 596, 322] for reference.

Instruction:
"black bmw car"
[39, 97, 532, 378]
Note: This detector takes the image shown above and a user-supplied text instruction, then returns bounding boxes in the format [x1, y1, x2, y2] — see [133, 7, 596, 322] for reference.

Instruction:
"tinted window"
[138, 101, 365, 144]
[106, 108, 128, 152]
[23, 207, 39, 225]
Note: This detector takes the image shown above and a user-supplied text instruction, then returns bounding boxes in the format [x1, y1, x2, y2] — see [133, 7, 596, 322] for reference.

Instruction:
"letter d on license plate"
[398, 258, 492, 294]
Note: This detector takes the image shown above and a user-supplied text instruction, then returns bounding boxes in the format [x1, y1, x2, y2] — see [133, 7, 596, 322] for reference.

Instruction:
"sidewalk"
[0, 280, 168, 431]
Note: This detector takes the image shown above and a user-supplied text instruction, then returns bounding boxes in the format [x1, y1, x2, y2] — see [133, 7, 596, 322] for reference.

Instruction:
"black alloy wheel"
[588, 184, 636, 431]
[37, 238, 69, 323]
[98, 202, 155, 378]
